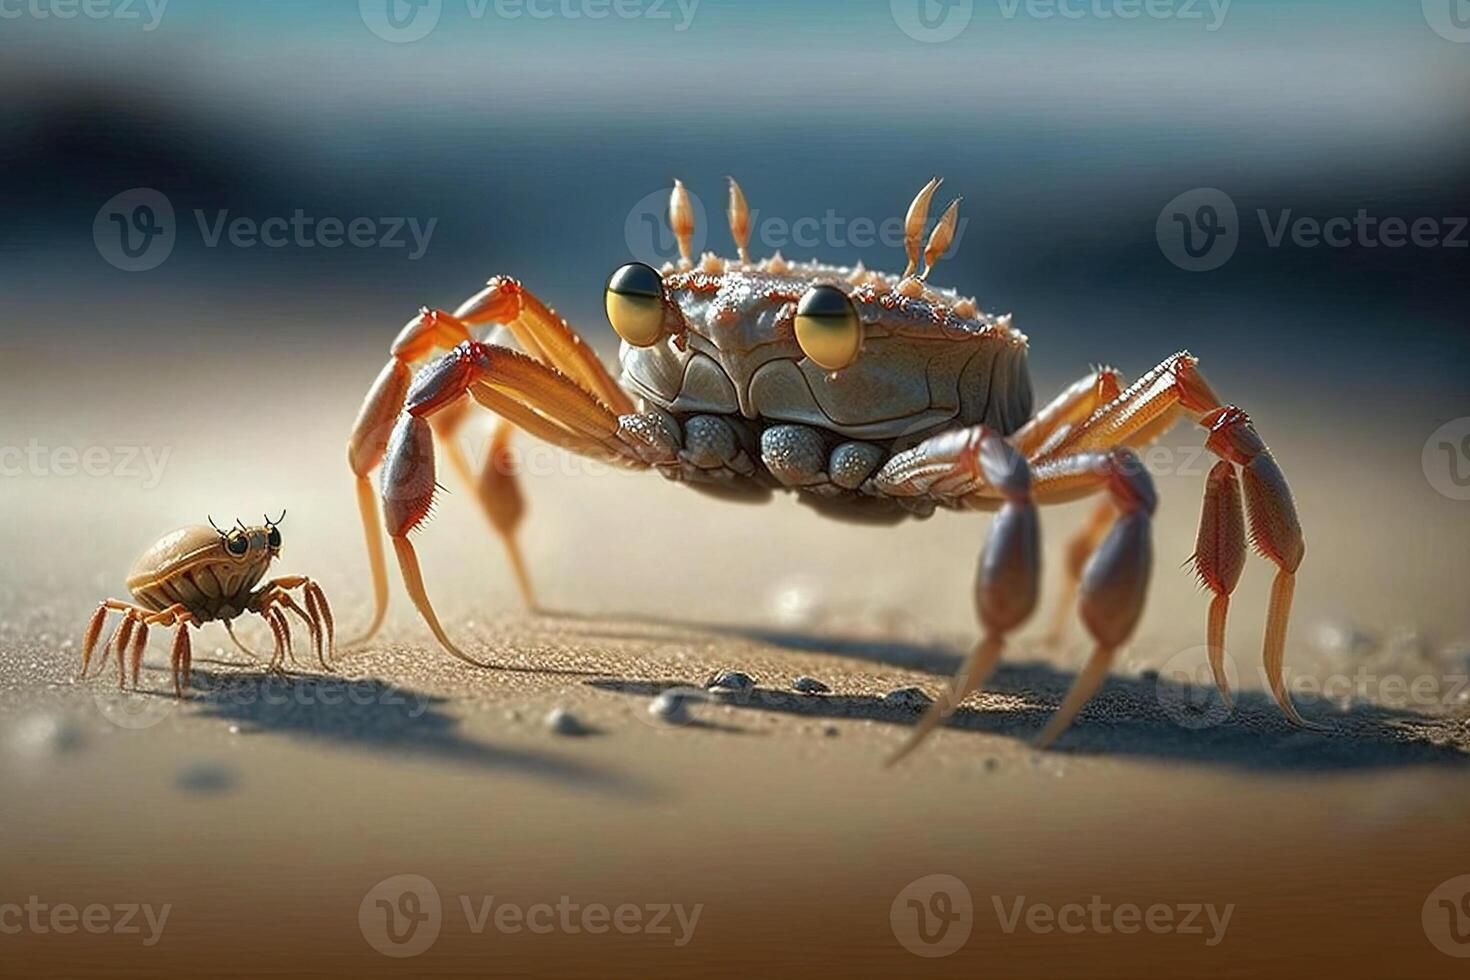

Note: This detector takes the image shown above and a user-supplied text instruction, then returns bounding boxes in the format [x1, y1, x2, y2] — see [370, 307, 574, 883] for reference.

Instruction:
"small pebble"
[705, 669, 755, 693]
[982, 757, 1001, 773]
[792, 676, 830, 695]
[822, 725, 839, 737]
[883, 686, 933, 711]
[544, 708, 589, 736]
[1140, 668, 1159, 683]
[648, 689, 705, 725]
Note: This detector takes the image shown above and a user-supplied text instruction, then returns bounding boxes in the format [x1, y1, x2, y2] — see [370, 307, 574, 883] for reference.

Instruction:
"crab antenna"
[208, 515, 226, 538]
[903, 177, 942, 278]
[726, 176, 751, 265]
[669, 179, 695, 267]
[235, 518, 249, 534]
[266, 509, 287, 526]
[920, 197, 962, 281]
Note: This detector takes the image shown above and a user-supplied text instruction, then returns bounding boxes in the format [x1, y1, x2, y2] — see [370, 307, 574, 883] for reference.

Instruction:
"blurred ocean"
[1, 0, 1466, 409]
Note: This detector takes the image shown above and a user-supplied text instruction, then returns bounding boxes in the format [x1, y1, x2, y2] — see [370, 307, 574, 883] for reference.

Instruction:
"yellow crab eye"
[604, 262, 667, 347]
[794, 284, 862, 371]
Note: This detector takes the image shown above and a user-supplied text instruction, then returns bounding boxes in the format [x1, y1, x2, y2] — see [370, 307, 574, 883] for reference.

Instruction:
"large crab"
[346, 177, 1310, 755]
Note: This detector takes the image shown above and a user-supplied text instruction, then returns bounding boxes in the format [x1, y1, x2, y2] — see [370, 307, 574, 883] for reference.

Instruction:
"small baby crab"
[80, 513, 336, 696]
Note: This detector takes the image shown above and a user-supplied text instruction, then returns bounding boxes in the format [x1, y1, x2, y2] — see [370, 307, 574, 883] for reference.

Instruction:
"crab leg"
[349, 275, 638, 644]
[1034, 351, 1313, 728]
[381, 341, 648, 663]
[1008, 367, 1126, 649]
[1032, 448, 1157, 748]
[887, 429, 1040, 765]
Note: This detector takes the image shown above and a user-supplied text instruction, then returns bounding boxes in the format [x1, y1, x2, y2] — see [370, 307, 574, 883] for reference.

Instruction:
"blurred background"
[1, 0, 1466, 396]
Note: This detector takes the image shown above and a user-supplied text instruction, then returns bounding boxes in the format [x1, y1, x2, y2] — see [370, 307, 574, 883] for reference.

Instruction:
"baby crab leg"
[249, 576, 336, 670]
[1035, 352, 1312, 727]
[82, 601, 195, 695]
[886, 429, 1040, 766]
[381, 340, 649, 664]
[1032, 449, 1157, 748]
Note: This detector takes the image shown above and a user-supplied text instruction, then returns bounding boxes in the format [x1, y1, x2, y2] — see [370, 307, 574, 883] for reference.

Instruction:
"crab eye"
[226, 533, 249, 556]
[604, 262, 666, 347]
[794, 284, 862, 371]
[268, 526, 282, 549]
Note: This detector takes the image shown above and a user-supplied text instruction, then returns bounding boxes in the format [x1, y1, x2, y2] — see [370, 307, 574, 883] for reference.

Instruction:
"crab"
[346, 177, 1309, 754]
[80, 514, 336, 696]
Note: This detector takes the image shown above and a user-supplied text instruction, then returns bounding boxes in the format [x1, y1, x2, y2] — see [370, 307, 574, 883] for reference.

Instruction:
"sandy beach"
[1, 335, 1467, 978]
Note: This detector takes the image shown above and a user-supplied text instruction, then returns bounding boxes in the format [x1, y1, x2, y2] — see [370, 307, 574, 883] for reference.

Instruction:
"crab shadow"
[554, 612, 1470, 772]
[151, 665, 645, 797]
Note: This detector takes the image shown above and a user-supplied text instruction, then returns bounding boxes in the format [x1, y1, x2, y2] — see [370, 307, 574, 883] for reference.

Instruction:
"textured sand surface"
[2, 340, 1469, 978]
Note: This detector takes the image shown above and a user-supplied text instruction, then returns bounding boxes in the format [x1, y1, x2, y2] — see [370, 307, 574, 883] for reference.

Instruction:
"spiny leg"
[1193, 460, 1246, 708]
[887, 429, 1041, 766]
[381, 341, 648, 664]
[1036, 352, 1313, 728]
[1033, 449, 1157, 748]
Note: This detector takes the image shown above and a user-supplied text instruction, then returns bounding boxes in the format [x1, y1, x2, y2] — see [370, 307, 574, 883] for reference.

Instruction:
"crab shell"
[618, 260, 1033, 444]
[126, 525, 277, 620]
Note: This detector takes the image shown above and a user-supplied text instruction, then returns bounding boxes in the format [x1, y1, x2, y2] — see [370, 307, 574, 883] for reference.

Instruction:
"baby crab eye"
[267, 526, 282, 549]
[226, 533, 249, 556]
[794, 284, 862, 371]
[604, 262, 667, 347]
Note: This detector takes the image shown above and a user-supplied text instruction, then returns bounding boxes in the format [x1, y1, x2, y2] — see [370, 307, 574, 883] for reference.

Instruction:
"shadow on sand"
[549, 610, 1470, 773]
[141, 665, 646, 798]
